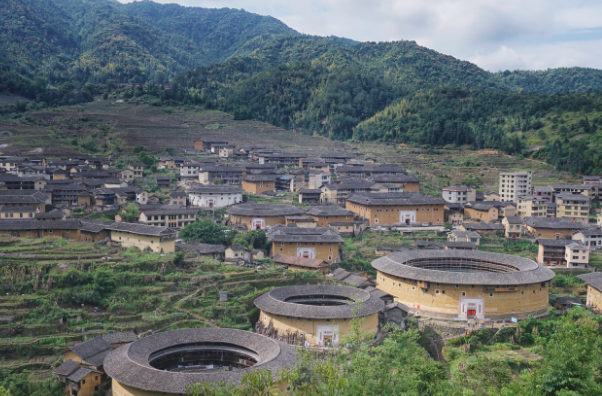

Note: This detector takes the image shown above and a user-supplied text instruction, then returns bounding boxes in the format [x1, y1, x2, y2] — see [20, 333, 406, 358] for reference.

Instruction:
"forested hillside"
[496, 68, 602, 94]
[0, 0, 297, 84]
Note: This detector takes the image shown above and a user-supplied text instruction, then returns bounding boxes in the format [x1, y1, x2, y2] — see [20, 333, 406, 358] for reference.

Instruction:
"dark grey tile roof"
[575, 228, 602, 236]
[272, 254, 327, 268]
[445, 241, 476, 249]
[524, 217, 590, 229]
[101, 332, 137, 345]
[70, 336, 111, 366]
[103, 329, 296, 392]
[556, 296, 582, 304]
[67, 367, 98, 383]
[0, 190, 48, 204]
[322, 179, 375, 190]
[305, 206, 355, 217]
[53, 359, 80, 376]
[188, 185, 244, 194]
[0, 220, 79, 230]
[35, 209, 63, 219]
[103, 222, 178, 236]
[298, 189, 322, 194]
[0, 205, 37, 213]
[176, 242, 226, 254]
[140, 208, 197, 216]
[462, 223, 504, 231]
[533, 186, 554, 192]
[371, 175, 421, 183]
[346, 192, 445, 206]
[415, 241, 445, 249]
[504, 216, 523, 224]
[342, 274, 372, 287]
[555, 193, 590, 202]
[550, 184, 591, 190]
[243, 174, 278, 182]
[254, 285, 383, 319]
[372, 250, 554, 285]
[578, 272, 602, 292]
[451, 230, 480, 238]
[170, 191, 186, 197]
[443, 186, 472, 191]
[227, 203, 303, 217]
[267, 226, 344, 243]
[536, 238, 574, 247]
[466, 201, 504, 210]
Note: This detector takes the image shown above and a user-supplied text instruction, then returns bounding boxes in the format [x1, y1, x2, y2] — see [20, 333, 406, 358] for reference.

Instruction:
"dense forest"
[4, 0, 602, 173]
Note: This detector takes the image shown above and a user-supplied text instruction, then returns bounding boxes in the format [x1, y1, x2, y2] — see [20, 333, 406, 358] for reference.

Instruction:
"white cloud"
[117, 0, 602, 71]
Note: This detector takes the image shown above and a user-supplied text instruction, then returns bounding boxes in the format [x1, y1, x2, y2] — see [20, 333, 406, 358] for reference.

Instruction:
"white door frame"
[459, 297, 485, 320]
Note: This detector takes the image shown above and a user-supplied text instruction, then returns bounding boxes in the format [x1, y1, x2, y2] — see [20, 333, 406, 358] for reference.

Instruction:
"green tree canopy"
[179, 221, 237, 245]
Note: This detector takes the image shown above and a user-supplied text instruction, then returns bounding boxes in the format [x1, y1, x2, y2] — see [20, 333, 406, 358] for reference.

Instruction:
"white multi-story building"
[499, 171, 532, 202]
[187, 185, 244, 209]
[442, 186, 476, 204]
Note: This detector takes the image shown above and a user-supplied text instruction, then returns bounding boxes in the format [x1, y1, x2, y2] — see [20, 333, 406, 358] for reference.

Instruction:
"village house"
[549, 184, 592, 198]
[578, 273, 602, 312]
[584, 176, 602, 184]
[444, 241, 477, 250]
[463, 201, 499, 223]
[305, 206, 356, 227]
[320, 178, 375, 204]
[447, 230, 481, 246]
[156, 176, 171, 189]
[458, 222, 505, 235]
[219, 145, 236, 158]
[536, 239, 589, 268]
[198, 165, 246, 185]
[176, 242, 226, 260]
[516, 195, 548, 218]
[105, 222, 178, 253]
[555, 193, 590, 223]
[138, 206, 197, 229]
[572, 228, 602, 251]
[120, 169, 135, 183]
[194, 138, 229, 153]
[298, 189, 322, 204]
[499, 170, 532, 202]
[272, 253, 330, 275]
[268, 225, 343, 263]
[187, 185, 243, 209]
[0, 189, 49, 212]
[0, 205, 38, 219]
[36, 208, 66, 221]
[285, 215, 318, 227]
[242, 174, 277, 194]
[345, 192, 446, 226]
[335, 164, 405, 178]
[524, 217, 590, 239]
[502, 216, 524, 238]
[224, 245, 252, 264]
[444, 203, 464, 225]
[128, 163, 144, 178]
[257, 152, 307, 166]
[227, 203, 304, 230]
[371, 174, 421, 192]
[533, 186, 554, 202]
[483, 190, 500, 201]
[169, 191, 186, 206]
[0, 220, 80, 239]
[441, 186, 476, 204]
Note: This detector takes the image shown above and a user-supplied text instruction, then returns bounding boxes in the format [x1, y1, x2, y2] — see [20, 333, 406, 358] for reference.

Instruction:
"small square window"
[435, 289, 440, 295]
[489, 293, 494, 297]
[461, 291, 466, 296]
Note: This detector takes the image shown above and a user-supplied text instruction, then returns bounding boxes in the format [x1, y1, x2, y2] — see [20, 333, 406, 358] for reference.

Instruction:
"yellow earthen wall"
[259, 311, 379, 345]
[344, 202, 444, 225]
[586, 285, 602, 311]
[230, 214, 287, 229]
[242, 180, 274, 194]
[110, 230, 175, 253]
[376, 270, 549, 318]
[271, 241, 340, 263]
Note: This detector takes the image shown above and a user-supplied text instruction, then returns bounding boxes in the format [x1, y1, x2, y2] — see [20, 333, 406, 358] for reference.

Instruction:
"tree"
[123, 202, 140, 223]
[93, 269, 116, 295]
[179, 221, 236, 244]
[164, 147, 175, 156]
[133, 145, 146, 153]
[173, 251, 185, 266]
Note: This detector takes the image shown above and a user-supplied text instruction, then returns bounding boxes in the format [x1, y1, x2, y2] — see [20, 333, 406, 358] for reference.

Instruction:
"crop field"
[0, 235, 334, 383]
[0, 102, 583, 194]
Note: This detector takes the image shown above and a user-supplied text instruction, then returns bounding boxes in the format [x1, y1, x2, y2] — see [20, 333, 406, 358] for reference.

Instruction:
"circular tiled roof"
[372, 250, 554, 285]
[103, 328, 296, 394]
[226, 203, 304, 217]
[254, 285, 384, 319]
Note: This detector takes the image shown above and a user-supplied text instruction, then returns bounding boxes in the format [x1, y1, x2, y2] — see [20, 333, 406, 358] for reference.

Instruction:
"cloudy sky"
[119, 0, 602, 72]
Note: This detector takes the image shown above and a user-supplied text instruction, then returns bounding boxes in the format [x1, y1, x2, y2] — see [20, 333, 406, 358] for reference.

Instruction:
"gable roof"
[346, 192, 445, 206]
[226, 203, 304, 217]
[70, 336, 111, 366]
[176, 242, 226, 254]
[103, 222, 178, 237]
[53, 359, 80, 376]
[0, 190, 48, 204]
[578, 272, 602, 292]
[267, 226, 344, 243]
[524, 217, 591, 229]
[305, 206, 355, 217]
[272, 254, 328, 268]
[188, 185, 244, 194]
[504, 216, 523, 224]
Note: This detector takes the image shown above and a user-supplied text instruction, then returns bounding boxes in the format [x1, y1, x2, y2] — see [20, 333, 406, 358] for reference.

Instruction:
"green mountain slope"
[497, 68, 602, 94]
[174, 40, 508, 139]
[0, 0, 299, 84]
